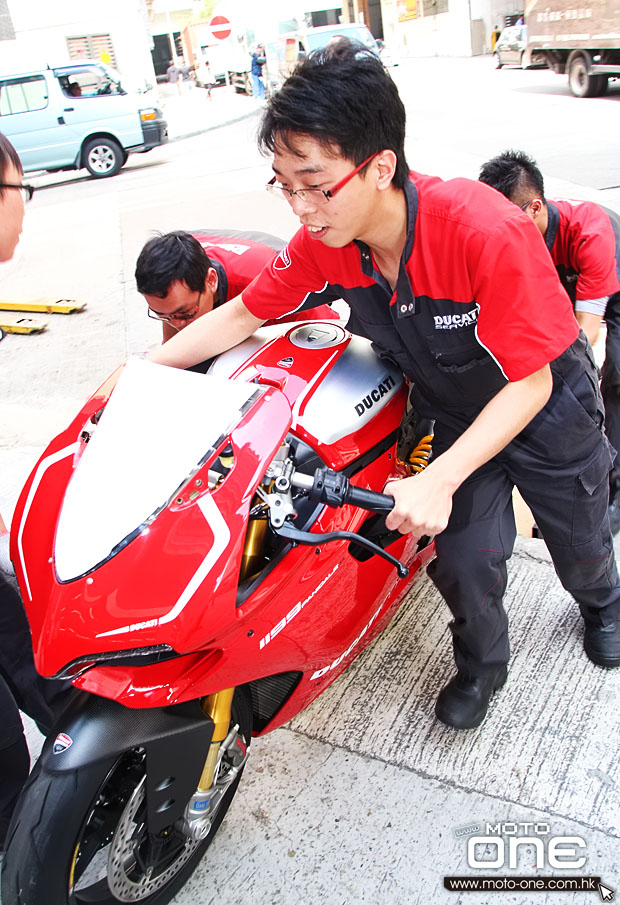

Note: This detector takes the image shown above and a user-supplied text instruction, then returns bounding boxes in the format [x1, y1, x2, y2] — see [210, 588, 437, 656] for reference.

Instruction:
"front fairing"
[12, 360, 293, 675]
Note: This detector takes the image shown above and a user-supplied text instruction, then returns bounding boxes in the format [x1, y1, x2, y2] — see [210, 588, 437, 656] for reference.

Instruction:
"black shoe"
[584, 621, 620, 668]
[435, 666, 508, 729]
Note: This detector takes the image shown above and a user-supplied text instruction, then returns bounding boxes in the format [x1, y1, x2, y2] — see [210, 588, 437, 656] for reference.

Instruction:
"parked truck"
[525, 0, 620, 97]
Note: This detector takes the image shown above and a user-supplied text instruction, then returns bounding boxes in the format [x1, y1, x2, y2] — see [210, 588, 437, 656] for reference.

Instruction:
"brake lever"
[273, 521, 409, 579]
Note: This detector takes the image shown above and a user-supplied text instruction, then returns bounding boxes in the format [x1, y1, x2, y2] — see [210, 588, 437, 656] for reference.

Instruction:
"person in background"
[135, 229, 337, 345]
[0, 132, 69, 852]
[479, 149, 620, 532]
[251, 44, 266, 100]
[166, 59, 182, 95]
[195, 56, 214, 99]
[145, 45, 620, 731]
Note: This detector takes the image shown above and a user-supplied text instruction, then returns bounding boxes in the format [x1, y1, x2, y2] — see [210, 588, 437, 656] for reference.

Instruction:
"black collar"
[353, 177, 418, 315]
[545, 200, 560, 253]
[210, 259, 228, 309]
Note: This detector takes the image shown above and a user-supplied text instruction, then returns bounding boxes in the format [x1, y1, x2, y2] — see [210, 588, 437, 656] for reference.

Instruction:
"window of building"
[421, 0, 449, 15]
[66, 34, 117, 69]
[0, 0, 15, 41]
[0, 75, 48, 116]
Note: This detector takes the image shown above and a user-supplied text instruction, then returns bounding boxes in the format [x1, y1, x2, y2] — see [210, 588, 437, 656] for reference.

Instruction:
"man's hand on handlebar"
[383, 467, 453, 537]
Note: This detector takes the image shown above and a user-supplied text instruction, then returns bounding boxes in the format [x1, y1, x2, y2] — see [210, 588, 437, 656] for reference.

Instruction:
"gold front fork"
[198, 687, 235, 792]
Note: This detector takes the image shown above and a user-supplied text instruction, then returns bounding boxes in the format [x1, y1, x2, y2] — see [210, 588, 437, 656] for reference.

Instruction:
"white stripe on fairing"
[17, 442, 80, 601]
[291, 349, 341, 429]
[96, 493, 231, 638]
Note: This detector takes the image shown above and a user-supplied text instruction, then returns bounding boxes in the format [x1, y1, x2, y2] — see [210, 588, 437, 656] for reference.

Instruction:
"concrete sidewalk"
[158, 82, 263, 142]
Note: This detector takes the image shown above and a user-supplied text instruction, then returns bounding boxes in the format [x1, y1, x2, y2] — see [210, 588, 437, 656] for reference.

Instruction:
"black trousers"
[0, 569, 69, 846]
[601, 297, 620, 479]
[424, 337, 620, 674]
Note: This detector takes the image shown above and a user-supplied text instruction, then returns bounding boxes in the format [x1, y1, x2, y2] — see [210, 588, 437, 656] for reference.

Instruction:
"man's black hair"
[135, 231, 211, 298]
[478, 150, 546, 203]
[0, 131, 23, 193]
[257, 42, 410, 189]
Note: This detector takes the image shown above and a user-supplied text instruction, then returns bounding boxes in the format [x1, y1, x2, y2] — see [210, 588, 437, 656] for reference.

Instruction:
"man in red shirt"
[479, 150, 620, 530]
[135, 229, 336, 344]
[147, 44, 620, 730]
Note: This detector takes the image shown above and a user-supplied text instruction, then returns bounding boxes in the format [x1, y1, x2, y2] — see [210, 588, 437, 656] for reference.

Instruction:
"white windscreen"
[54, 358, 256, 581]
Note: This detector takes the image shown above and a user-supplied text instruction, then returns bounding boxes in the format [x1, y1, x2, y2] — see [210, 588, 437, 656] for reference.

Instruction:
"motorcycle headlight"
[55, 644, 176, 679]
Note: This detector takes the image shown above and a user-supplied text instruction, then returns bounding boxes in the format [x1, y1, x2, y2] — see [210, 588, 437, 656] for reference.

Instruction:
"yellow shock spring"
[397, 433, 434, 476]
[407, 434, 434, 473]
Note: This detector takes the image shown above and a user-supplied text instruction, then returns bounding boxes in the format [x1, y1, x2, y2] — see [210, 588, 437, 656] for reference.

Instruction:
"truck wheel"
[597, 75, 609, 96]
[83, 137, 124, 178]
[568, 55, 600, 97]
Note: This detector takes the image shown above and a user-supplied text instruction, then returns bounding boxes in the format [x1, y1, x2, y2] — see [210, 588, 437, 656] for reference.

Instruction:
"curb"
[167, 106, 262, 143]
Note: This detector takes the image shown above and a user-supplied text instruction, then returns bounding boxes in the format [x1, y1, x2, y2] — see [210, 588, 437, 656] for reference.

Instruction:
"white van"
[0, 62, 168, 178]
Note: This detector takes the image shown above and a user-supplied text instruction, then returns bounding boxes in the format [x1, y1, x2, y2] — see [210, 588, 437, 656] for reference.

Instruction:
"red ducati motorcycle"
[2, 321, 434, 905]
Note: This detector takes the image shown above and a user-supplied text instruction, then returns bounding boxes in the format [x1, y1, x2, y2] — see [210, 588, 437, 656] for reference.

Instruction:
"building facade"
[0, 0, 158, 88]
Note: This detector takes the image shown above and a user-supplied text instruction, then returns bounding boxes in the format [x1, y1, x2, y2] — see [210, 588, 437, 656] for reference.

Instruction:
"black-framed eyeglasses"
[0, 183, 35, 203]
[147, 292, 202, 323]
[266, 152, 379, 205]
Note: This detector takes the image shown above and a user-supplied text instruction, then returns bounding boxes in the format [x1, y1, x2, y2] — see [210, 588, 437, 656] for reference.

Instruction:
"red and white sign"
[209, 15, 232, 41]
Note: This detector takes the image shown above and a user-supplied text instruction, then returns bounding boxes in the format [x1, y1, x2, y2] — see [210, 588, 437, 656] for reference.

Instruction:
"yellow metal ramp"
[0, 298, 86, 315]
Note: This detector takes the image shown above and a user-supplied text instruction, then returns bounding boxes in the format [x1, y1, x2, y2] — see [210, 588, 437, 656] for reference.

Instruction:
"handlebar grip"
[305, 467, 395, 513]
[345, 483, 394, 513]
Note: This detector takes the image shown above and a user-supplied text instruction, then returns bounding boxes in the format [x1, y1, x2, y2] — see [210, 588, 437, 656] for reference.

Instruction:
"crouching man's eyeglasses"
[147, 292, 202, 323]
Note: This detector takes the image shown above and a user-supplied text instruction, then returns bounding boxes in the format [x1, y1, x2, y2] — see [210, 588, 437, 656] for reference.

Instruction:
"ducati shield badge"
[273, 246, 292, 270]
[53, 732, 74, 754]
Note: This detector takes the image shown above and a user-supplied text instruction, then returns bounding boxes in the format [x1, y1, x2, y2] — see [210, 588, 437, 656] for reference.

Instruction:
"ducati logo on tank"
[53, 732, 74, 754]
[355, 374, 397, 417]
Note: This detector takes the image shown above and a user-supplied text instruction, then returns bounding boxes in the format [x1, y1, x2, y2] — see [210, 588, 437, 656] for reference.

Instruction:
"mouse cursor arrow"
[599, 882, 615, 901]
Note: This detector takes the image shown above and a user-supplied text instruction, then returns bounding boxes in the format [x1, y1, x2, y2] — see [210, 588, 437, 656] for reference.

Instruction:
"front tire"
[83, 137, 124, 177]
[1, 690, 252, 905]
[494, 52, 503, 69]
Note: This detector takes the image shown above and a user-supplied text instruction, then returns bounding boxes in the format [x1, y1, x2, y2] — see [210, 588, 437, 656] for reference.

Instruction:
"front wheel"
[494, 52, 503, 69]
[1, 689, 252, 905]
[83, 137, 125, 177]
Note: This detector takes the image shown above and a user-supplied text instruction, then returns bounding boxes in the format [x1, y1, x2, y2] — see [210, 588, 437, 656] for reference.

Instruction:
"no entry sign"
[209, 15, 232, 41]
